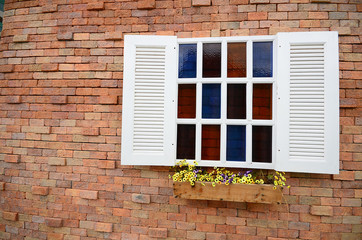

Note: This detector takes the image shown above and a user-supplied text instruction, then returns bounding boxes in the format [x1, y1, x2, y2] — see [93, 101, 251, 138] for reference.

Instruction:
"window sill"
[173, 182, 283, 204]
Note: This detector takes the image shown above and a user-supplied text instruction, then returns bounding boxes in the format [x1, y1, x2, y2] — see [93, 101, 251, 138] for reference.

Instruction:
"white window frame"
[176, 36, 277, 169]
[121, 32, 340, 174]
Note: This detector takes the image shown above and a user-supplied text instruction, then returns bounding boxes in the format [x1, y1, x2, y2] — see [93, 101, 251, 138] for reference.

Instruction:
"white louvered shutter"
[121, 35, 177, 166]
[276, 32, 339, 174]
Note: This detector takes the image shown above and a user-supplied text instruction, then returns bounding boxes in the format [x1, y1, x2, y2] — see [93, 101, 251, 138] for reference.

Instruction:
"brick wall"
[0, 0, 361, 239]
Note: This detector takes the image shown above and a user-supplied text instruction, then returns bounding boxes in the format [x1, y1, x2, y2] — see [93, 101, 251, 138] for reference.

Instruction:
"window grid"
[176, 36, 277, 169]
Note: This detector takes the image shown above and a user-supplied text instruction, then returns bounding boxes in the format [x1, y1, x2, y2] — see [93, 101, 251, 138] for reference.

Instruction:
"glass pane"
[179, 44, 197, 78]
[227, 84, 246, 119]
[253, 84, 272, 120]
[202, 125, 220, 160]
[227, 42, 246, 78]
[203, 43, 221, 78]
[252, 126, 272, 163]
[253, 42, 273, 78]
[202, 84, 221, 119]
[177, 125, 196, 159]
[178, 84, 196, 118]
[227, 125, 246, 162]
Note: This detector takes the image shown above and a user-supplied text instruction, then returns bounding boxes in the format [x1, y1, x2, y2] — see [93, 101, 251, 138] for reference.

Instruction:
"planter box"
[173, 182, 283, 204]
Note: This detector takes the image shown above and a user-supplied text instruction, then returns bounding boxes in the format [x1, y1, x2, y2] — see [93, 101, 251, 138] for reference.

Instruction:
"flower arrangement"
[170, 160, 289, 190]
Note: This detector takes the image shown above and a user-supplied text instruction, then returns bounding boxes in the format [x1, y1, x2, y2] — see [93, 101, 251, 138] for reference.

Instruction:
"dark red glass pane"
[227, 84, 246, 119]
[227, 42, 246, 78]
[178, 84, 196, 118]
[177, 125, 196, 159]
[203, 43, 221, 78]
[201, 125, 220, 160]
[252, 126, 272, 163]
[253, 84, 272, 120]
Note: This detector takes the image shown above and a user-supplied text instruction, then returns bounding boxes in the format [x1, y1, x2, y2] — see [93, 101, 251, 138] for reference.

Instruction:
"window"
[176, 37, 275, 169]
[121, 32, 340, 174]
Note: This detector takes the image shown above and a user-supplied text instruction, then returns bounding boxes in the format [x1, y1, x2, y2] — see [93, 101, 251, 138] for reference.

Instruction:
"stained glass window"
[228, 42, 246, 78]
[252, 126, 272, 163]
[177, 125, 196, 159]
[203, 43, 221, 78]
[179, 44, 197, 78]
[253, 42, 273, 78]
[178, 84, 196, 118]
[202, 125, 220, 160]
[227, 125, 246, 162]
[227, 84, 246, 119]
[177, 38, 274, 165]
[253, 84, 272, 120]
[202, 84, 221, 119]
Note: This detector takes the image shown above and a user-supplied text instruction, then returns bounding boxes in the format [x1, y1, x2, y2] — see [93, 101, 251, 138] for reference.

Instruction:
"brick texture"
[2, 212, 18, 221]
[137, 0, 156, 10]
[45, 218, 63, 228]
[31, 186, 49, 195]
[13, 34, 29, 43]
[192, 0, 212, 6]
[0, 0, 360, 239]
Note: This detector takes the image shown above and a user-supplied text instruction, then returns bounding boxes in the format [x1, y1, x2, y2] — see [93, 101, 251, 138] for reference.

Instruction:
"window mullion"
[246, 40, 253, 165]
[220, 40, 227, 164]
[195, 41, 203, 163]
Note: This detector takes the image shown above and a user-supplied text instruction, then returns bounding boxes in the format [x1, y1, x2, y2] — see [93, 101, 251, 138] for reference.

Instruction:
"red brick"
[47, 233, 63, 240]
[4, 155, 20, 163]
[192, 0, 211, 6]
[341, 198, 361, 207]
[49, 96, 67, 104]
[113, 208, 131, 217]
[311, 206, 333, 216]
[42, 4, 57, 13]
[99, 96, 118, 104]
[6, 96, 22, 104]
[132, 194, 151, 204]
[0, 182, 5, 191]
[87, 2, 104, 10]
[82, 128, 99, 136]
[340, 98, 358, 108]
[42, 64, 59, 72]
[248, 12, 268, 20]
[137, 0, 156, 9]
[45, 218, 63, 228]
[2, 212, 18, 221]
[48, 157, 66, 166]
[97, 160, 116, 169]
[79, 190, 98, 200]
[94, 222, 113, 232]
[0, 65, 15, 73]
[32, 186, 49, 195]
[13, 34, 29, 43]
[333, 171, 355, 181]
[105, 32, 123, 40]
[149, 228, 167, 238]
[57, 31, 73, 41]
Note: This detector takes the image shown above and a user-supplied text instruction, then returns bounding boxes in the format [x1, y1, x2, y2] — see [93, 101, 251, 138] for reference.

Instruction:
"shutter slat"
[276, 31, 339, 174]
[122, 35, 177, 166]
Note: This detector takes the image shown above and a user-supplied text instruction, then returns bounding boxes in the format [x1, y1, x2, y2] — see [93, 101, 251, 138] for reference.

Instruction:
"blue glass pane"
[227, 125, 246, 162]
[253, 42, 273, 78]
[179, 44, 197, 78]
[202, 84, 221, 119]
